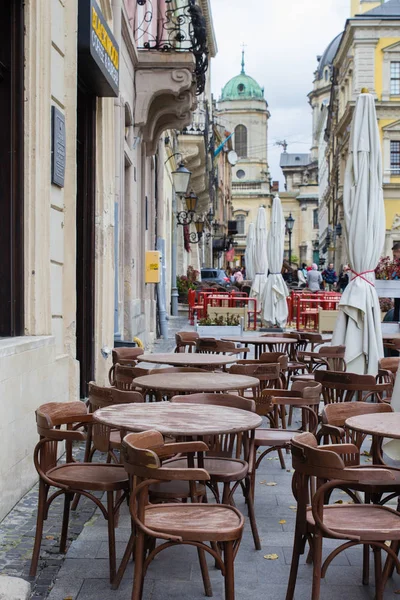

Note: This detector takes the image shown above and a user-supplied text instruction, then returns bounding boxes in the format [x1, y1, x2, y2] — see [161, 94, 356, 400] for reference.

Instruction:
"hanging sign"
[78, 0, 119, 97]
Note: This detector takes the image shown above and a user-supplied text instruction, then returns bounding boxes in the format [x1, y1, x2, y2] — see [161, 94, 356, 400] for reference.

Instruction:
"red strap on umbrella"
[350, 269, 375, 286]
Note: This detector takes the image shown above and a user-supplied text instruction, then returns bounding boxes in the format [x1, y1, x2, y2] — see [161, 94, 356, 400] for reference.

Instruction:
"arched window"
[235, 124, 247, 158]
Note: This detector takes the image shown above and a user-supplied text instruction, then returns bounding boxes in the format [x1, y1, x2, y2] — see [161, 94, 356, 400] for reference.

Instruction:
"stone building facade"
[0, 0, 214, 521]
[319, 0, 400, 270]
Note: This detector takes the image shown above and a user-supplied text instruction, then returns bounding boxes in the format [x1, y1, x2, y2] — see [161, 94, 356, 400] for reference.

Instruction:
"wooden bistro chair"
[237, 352, 289, 388]
[30, 402, 129, 584]
[314, 370, 392, 405]
[121, 430, 244, 600]
[169, 393, 261, 550]
[252, 381, 321, 477]
[174, 331, 200, 353]
[286, 432, 400, 600]
[114, 364, 150, 391]
[85, 383, 144, 463]
[317, 401, 400, 585]
[291, 345, 346, 390]
[196, 338, 249, 358]
[228, 362, 282, 400]
[108, 347, 144, 385]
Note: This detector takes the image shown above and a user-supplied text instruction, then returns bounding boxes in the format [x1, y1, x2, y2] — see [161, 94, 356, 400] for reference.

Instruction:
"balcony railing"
[134, 0, 209, 94]
[232, 182, 262, 191]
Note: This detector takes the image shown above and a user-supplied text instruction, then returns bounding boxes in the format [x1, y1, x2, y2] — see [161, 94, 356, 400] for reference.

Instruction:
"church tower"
[216, 51, 271, 265]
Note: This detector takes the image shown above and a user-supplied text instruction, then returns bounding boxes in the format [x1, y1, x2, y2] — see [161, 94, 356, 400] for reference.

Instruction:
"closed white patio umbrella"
[261, 194, 289, 327]
[245, 222, 256, 282]
[251, 206, 268, 302]
[331, 91, 385, 375]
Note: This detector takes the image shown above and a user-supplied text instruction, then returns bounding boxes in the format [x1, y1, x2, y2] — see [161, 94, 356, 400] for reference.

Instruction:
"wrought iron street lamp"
[177, 191, 198, 226]
[285, 212, 295, 269]
[171, 162, 192, 194]
[170, 162, 192, 317]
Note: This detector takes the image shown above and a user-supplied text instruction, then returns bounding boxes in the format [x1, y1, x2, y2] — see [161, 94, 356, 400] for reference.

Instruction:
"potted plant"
[177, 266, 200, 303]
[196, 313, 243, 337]
[375, 257, 400, 298]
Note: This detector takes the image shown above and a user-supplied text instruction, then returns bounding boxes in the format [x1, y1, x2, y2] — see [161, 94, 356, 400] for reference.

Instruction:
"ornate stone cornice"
[135, 51, 197, 156]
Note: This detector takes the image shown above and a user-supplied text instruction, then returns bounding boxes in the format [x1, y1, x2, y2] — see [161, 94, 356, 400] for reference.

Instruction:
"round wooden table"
[222, 335, 297, 359]
[345, 412, 400, 463]
[94, 402, 262, 436]
[133, 372, 259, 394]
[137, 353, 237, 369]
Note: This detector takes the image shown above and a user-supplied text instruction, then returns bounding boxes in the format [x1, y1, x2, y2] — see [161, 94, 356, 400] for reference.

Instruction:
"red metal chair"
[188, 289, 204, 325]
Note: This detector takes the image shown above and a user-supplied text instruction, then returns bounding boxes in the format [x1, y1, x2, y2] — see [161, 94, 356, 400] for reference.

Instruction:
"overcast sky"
[210, 0, 351, 185]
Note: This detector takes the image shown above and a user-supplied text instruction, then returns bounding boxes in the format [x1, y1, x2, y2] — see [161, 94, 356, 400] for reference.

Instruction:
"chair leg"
[373, 546, 384, 600]
[286, 531, 304, 600]
[362, 544, 370, 585]
[247, 488, 261, 550]
[197, 547, 212, 597]
[112, 530, 135, 590]
[277, 448, 286, 470]
[30, 481, 49, 577]
[60, 492, 73, 553]
[311, 534, 323, 600]
[107, 491, 117, 584]
[132, 530, 146, 600]
[223, 541, 235, 600]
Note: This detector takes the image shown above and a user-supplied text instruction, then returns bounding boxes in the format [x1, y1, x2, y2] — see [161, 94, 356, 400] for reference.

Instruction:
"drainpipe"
[155, 152, 168, 339]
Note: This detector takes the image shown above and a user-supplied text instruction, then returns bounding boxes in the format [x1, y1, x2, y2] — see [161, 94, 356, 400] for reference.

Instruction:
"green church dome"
[220, 52, 264, 101]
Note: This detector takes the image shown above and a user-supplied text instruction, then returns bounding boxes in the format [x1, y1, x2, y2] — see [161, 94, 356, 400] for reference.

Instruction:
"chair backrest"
[114, 364, 150, 390]
[187, 288, 196, 307]
[316, 345, 346, 371]
[322, 400, 392, 426]
[170, 393, 254, 458]
[153, 367, 209, 374]
[174, 331, 200, 353]
[259, 382, 322, 427]
[258, 352, 289, 369]
[170, 393, 255, 413]
[314, 370, 390, 403]
[109, 347, 144, 385]
[35, 402, 88, 472]
[196, 338, 238, 354]
[228, 362, 281, 394]
[378, 357, 400, 374]
[87, 383, 144, 452]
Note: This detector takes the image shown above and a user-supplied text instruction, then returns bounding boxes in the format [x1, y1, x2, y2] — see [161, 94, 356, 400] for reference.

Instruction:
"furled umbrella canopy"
[261, 194, 289, 327]
[251, 206, 268, 301]
[245, 222, 256, 282]
[331, 91, 385, 375]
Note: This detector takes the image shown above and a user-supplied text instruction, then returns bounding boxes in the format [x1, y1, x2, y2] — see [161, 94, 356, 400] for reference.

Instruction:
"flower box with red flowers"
[375, 257, 400, 298]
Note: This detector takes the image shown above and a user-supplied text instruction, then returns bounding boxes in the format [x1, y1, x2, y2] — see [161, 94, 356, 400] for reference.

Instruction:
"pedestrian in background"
[322, 262, 338, 291]
[307, 263, 323, 292]
[338, 265, 350, 292]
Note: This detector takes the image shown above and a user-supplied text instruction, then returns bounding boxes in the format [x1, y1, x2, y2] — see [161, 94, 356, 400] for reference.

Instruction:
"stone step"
[0, 576, 30, 600]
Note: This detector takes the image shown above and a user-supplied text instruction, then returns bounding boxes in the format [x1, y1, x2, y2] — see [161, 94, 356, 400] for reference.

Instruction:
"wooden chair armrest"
[317, 424, 346, 441]
[319, 443, 359, 456]
[155, 441, 209, 458]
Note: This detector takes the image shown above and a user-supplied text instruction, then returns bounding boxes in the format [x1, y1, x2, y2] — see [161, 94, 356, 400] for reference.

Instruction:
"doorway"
[0, 0, 24, 336]
[76, 86, 96, 397]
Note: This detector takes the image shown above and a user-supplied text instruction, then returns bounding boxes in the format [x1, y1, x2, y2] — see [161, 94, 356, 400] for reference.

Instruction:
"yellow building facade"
[324, 0, 400, 269]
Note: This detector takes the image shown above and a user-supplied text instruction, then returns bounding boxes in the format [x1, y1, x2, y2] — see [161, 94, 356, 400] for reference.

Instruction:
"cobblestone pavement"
[0, 315, 190, 599]
[2, 316, 400, 599]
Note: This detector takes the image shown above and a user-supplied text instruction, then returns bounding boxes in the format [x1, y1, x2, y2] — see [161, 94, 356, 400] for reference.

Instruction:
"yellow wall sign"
[145, 251, 161, 284]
